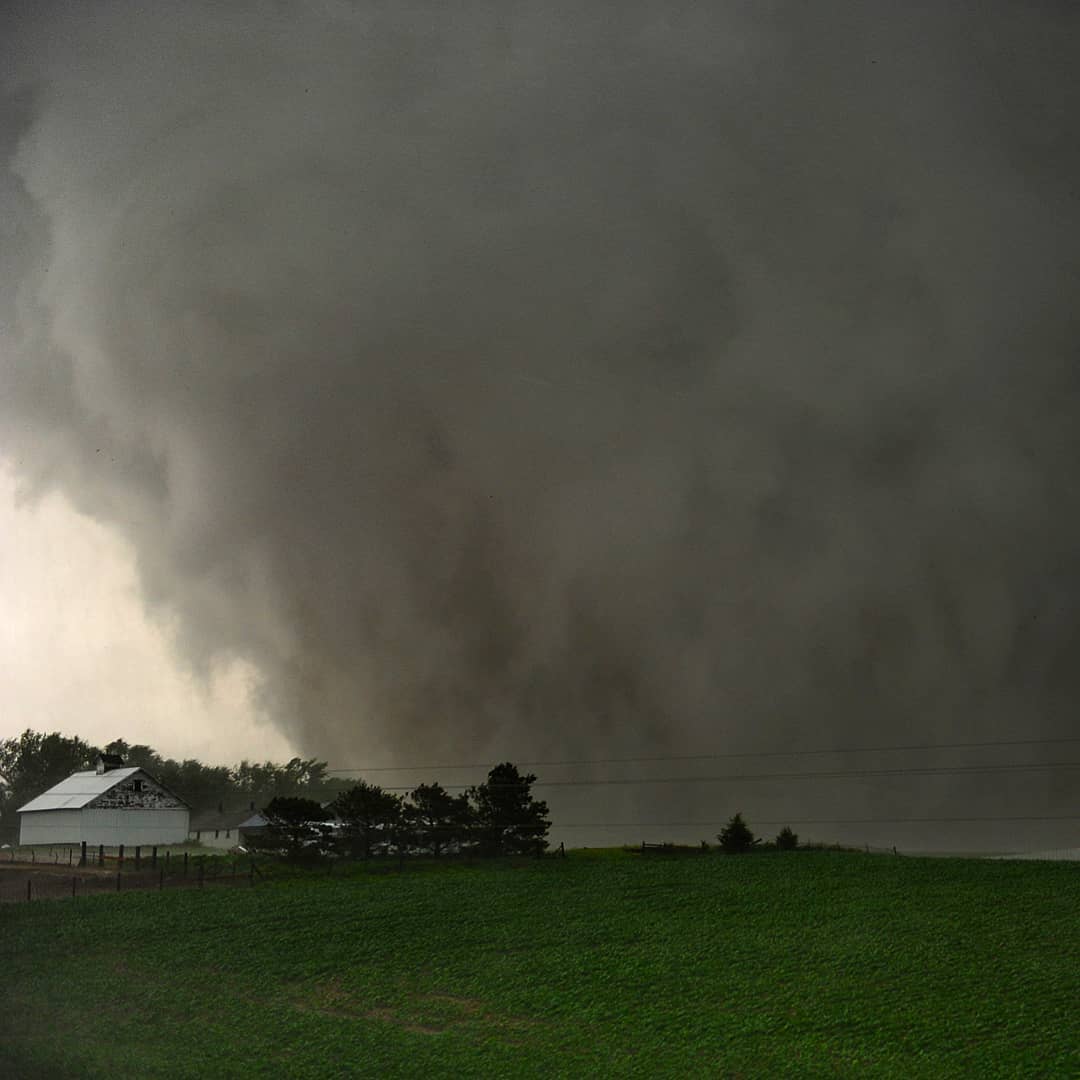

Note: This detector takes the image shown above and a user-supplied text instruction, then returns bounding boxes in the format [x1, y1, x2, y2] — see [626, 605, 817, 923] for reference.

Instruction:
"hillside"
[1, 850, 1077, 1077]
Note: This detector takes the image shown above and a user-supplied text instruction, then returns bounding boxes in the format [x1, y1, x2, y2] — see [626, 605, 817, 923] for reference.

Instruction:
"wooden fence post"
[135, 846, 141, 871]
[68, 846, 73, 866]
[27, 879, 31, 902]
[98, 844, 104, 867]
[72, 875, 76, 899]
[198, 857, 205, 888]
[31, 848, 35, 864]
[118, 844, 125, 870]
[116, 871, 121, 892]
[151, 846, 157, 869]
[80, 841, 86, 867]
[183, 851, 189, 877]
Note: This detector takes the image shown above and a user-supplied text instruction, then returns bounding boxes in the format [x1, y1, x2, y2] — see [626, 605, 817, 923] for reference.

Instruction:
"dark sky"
[1, 2, 1078, 849]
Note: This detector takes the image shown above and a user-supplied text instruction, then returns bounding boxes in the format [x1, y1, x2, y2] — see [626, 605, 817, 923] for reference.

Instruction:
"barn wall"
[19, 809, 83, 846]
[78, 808, 190, 846]
[20, 808, 190, 846]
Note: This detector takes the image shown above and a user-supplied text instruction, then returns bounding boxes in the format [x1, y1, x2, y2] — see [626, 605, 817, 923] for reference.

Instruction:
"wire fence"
[3, 834, 1076, 905]
[0, 846, 265, 903]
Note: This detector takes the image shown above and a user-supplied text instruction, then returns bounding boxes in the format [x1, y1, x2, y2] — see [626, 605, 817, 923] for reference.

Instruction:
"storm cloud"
[2, 2, 1078, 845]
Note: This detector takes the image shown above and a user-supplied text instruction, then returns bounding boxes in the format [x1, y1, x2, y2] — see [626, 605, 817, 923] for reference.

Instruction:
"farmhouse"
[188, 806, 256, 850]
[17, 753, 190, 847]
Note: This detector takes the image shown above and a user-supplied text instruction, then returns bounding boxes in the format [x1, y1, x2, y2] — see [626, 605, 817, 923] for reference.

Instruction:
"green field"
[2, 849, 1077, 1078]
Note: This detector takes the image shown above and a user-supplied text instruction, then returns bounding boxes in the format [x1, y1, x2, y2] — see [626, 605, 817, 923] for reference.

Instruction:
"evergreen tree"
[404, 782, 473, 856]
[776, 825, 798, 850]
[467, 762, 550, 857]
[717, 811, 758, 854]
[331, 781, 403, 859]
[258, 796, 333, 859]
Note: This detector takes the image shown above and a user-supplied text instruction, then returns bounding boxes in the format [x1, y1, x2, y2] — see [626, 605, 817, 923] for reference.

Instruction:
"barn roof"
[16, 767, 167, 813]
[189, 808, 256, 832]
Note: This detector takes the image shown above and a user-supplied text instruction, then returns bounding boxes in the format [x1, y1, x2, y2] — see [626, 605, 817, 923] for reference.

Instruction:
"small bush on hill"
[717, 812, 758, 854]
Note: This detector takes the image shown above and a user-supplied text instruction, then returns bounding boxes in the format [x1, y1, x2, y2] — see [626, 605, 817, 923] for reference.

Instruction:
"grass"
[1, 848, 1077, 1078]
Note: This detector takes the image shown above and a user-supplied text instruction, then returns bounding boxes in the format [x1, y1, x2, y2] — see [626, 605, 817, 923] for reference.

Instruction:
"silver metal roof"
[16, 767, 143, 813]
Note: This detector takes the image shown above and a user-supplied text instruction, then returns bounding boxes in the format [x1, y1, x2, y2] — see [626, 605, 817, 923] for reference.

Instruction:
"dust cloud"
[2, 3, 1077, 848]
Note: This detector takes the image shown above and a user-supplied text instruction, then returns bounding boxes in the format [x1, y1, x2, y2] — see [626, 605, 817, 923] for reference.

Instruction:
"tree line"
[256, 762, 551, 860]
[0, 729, 551, 857]
[1, 730, 799, 859]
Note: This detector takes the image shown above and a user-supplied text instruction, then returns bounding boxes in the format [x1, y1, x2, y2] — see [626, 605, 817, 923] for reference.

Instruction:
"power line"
[551, 815, 1080, 828]
[111, 751, 1080, 803]
[369, 759, 1080, 792]
[324, 734, 1080, 774]
[348, 814, 1080, 829]
[57, 744, 1074, 805]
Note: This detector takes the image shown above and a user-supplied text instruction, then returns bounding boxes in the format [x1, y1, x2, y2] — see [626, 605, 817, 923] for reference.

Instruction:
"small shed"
[17, 754, 190, 847]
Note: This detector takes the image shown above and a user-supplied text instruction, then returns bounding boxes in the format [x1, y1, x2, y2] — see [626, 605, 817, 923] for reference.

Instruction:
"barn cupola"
[96, 753, 126, 775]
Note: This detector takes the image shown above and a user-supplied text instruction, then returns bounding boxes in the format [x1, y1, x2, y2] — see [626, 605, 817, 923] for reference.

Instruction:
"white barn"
[17, 755, 190, 847]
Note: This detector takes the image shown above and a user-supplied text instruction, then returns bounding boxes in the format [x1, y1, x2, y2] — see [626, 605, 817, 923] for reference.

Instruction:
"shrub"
[776, 826, 798, 850]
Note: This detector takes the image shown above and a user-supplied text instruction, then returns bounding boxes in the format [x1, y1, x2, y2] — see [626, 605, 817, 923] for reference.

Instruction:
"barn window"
[215, 829, 220, 838]
[131, 780, 144, 792]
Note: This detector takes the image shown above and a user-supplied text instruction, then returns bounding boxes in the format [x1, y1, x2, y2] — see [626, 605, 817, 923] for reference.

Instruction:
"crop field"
[1, 849, 1077, 1078]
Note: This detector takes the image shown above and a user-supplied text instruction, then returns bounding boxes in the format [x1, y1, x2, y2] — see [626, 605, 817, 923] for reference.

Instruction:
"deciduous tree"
[0, 730, 97, 832]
